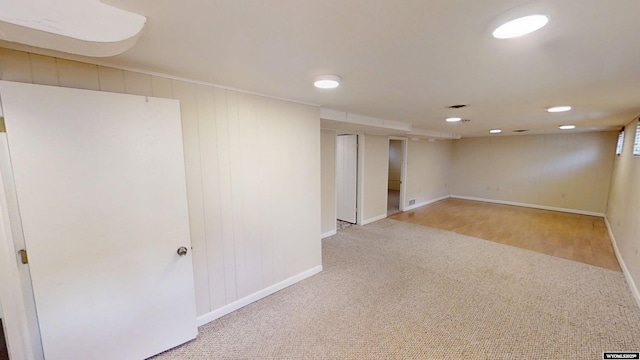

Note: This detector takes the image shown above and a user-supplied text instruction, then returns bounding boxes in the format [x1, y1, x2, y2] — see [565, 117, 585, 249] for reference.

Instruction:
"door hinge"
[18, 249, 28, 264]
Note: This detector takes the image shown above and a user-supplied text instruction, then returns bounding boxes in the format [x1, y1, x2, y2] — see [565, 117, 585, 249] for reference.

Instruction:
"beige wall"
[321, 129, 336, 236]
[405, 139, 452, 208]
[0, 48, 322, 320]
[451, 132, 617, 214]
[361, 134, 389, 223]
[388, 140, 402, 191]
[607, 119, 640, 303]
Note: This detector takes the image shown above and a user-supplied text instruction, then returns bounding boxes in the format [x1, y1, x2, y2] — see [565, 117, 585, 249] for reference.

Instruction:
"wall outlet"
[409, 199, 416, 205]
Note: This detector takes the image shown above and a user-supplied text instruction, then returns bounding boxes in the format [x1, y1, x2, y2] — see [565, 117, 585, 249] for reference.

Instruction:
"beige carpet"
[153, 219, 640, 359]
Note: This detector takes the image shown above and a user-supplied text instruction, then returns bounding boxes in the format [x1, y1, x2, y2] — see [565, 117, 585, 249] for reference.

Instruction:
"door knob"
[177, 246, 188, 256]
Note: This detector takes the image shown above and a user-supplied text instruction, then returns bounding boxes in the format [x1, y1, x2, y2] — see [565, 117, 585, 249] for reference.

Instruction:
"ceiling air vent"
[513, 129, 529, 133]
[446, 104, 467, 109]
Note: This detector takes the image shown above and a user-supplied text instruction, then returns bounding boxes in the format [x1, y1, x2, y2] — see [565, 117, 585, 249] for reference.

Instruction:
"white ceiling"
[8, 0, 640, 137]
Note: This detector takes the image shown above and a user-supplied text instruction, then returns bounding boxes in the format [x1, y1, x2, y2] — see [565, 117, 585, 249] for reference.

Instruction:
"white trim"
[361, 213, 387, 226]
[320, 108, 412, 132]
[604, 217, 640, 309]
[404, 195, 450, 211]
[450, 195, 605, 217]
[196, 265, 323, 327]
[321, 230, 337, 239]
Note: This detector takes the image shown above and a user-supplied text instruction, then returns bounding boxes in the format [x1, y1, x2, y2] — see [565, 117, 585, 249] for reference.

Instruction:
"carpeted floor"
[152, 219, 640, 359]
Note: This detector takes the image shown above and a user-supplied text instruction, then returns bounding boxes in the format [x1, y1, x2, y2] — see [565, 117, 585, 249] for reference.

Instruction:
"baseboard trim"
[321, 230, 337, 239]
[604, 217, 640, 309]
[450, 195, 605, 217]
[361, 213, 388, 226]
[196, 265, 323, 326]
[403, 195, 450, 212]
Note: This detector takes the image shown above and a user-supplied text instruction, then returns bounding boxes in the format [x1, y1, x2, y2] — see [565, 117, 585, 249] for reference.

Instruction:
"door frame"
[388, 137, 408, 212]
[0, 134, 41, 360]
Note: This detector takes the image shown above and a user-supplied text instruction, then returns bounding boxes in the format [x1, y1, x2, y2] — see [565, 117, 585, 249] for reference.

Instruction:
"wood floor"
[390, 198, 621, 271]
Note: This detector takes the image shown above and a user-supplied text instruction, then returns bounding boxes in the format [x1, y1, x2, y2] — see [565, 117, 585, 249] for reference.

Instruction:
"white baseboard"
[321, 230, 337, 239]
[196, 265, 323, 326]
[361, 213, 387, 226]
[403, 195, 450, 212]
[604, 217, 640, 309]
[450, 195, 605, 217]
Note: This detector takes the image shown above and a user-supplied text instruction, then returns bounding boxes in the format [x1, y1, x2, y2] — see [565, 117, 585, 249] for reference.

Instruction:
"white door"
[0, 81, 197, 360]
[336, 135, 358, 223]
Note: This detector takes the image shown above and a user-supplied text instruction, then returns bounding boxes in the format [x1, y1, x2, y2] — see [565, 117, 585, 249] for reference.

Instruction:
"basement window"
[634, 120, 640, 156]
[616, 128, 624, 155]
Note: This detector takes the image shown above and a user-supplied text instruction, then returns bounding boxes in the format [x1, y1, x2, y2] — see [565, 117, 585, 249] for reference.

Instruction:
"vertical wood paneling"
[98, 66, 125, 93]
[362, 135, 390, 222]
[29, 54, 59, 86]
[124, 71, 152, 96]
[258, 99, 275, 287]
[196, 84, 226, 309]
[320, 129, 337, 235]
[233, 93, 262, 297]
[0, 48, 323, 323]
[451, 132, 616, 213]
[171, 80, 210, 315]
[213, 88, 237, 303]
[55, 59, 100, 90]
[405, 139, 451, 207]
[151, 76, 173, 99]
[0, 48, 33, 83]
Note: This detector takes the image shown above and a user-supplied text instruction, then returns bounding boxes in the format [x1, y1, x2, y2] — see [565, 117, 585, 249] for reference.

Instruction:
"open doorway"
[387, 139, 405, 216]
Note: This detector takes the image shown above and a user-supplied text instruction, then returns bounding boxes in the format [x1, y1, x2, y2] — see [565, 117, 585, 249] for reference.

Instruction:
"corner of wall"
[604, 216, 640, 309]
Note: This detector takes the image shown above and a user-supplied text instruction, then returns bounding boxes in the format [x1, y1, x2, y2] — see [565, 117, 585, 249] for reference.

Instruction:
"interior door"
[0, 81, 197, 360]
[336, 134, 358, 223]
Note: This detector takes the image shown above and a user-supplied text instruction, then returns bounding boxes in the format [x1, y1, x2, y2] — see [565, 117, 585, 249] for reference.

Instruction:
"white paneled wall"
[0, 48, 322, 321]
[451, 132, 617, 214]
[361, 135, 389, 224]
[320, 130, 337, 237]
[607, 119, 640, 306]
[404, 139, 452, 208]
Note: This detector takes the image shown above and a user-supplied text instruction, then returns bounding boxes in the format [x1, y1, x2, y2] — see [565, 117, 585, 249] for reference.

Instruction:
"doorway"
[387, 139, 405, 216]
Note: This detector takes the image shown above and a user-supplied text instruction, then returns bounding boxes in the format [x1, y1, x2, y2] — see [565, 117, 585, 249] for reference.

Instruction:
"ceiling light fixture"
[492, 14, 549, 39]
[446, 117, 462, 122]
[489, 129, 502, 134]
[547, 105, 572, 113]
[559, 125, 576, 130]
[313, 75, 341, 89]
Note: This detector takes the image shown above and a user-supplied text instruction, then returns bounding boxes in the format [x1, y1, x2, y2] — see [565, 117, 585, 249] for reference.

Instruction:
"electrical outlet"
[409, 199, 416, 205]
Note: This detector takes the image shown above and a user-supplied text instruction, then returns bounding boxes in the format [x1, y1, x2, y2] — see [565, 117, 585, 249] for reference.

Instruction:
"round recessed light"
[547, 105, 572, 113]
[492, 14, 549, 39]
[489, 129, 502, 134]
[313, 75, 341, 89]
[446, 117, 462, 122]
[559, 125, 576, 130]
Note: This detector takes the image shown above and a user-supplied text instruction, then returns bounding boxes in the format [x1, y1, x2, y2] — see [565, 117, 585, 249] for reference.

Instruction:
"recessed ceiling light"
[489, 129, 502, 134]
[559, 125, 576, 130]
[492, 14, 549, 39]
[547, 106, 572, 113]
[446, 117, 462, 122]
[313, 75, 341, 89]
